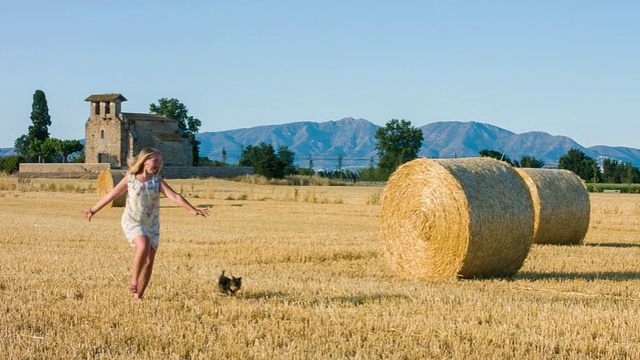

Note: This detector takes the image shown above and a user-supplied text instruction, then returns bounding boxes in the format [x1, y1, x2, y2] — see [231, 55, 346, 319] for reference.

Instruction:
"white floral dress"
[121, 174, 161, 249]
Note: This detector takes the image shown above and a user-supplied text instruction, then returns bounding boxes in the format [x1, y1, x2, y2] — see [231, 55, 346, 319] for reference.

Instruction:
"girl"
[82, 148, 209, 300]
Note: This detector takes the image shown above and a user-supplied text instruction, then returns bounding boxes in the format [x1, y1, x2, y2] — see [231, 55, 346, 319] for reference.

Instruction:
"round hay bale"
[97, 170, 127, 208]
[515, 168, 590, 245]
[380, 157, 534, 280]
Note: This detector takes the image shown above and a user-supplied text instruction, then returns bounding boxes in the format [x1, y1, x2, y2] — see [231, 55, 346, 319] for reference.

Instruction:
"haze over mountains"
[196, 118, 640, 170]
[3, 118, 639, 170]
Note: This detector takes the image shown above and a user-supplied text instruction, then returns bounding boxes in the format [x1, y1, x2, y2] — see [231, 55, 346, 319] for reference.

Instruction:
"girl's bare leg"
[131, 235, 152, 299]
[135, 246, 157, 299]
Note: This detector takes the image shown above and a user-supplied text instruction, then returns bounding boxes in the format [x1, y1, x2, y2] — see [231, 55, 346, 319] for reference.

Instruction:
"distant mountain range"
[196, 118, 640, 170]
[0, 148, 17, 157]
[4, 118, 639, 170]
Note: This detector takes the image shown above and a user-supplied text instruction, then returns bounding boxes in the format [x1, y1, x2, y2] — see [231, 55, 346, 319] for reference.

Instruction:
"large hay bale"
[97, 170, 127, 208]
[515, 168, 590, 245]
[380, 157, 534, 280]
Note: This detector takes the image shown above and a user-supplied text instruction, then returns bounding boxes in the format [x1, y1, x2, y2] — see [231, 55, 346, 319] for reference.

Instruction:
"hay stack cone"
[380, 157, 534, 280]
[515, 168, 590, 245]
[97, 170, 127, 208]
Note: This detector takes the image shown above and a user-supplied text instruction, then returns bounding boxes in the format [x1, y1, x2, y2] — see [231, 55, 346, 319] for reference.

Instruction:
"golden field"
[1, 175, 639, 359]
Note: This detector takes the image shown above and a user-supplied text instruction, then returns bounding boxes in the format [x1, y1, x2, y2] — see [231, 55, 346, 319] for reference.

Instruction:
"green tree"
[374, 119, 423, 179]
[221, 147, 227, 164]
[619, 162, 639, 185]
[357, 157, 383, 182]
[70, 150, 85, 163]
[149, 98, 202, 165]
[239, 144, 264, 168]
[29, 90, 52, 142]
[297, 154, 314, 176]
[0, 155, 25, 174]
[29, 138, 56, 163]
[14, 135, 30, 159]
[55, 139, 84, 163]
[190, 134, 201, 166]
[149, 98, 201, 133]
[14, 90, 52, 161]
[602, 158, 640, 184]
[239, 142, 289, 179]
[479, 149, 514, 166]
[602, 158, 623, 183]
[256, 149, 285, 179]
[198, 156, 215, 165]
[518, 155, 545, 168]
[558, 148, 601, 182]
[277, 145, 297, 175]
[336, 154, 344, 172]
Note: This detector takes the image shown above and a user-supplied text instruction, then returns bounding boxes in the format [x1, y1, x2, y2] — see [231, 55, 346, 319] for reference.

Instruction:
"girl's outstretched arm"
[82, 176, 128, 221]
[159, 179, 209, 217]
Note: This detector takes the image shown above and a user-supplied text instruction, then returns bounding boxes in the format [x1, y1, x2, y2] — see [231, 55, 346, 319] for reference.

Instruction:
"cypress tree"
[29, 90, 52, 143]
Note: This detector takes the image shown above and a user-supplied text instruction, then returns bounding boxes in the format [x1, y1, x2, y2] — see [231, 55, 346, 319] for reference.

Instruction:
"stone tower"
[84, 93, 129, 167]
[84, 93, 193, 168]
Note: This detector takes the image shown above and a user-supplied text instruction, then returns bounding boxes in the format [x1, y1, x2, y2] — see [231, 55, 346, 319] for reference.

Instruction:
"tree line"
[4, 90, 640, 185]
[10, 90, 84, 168]
[226, 120, 640, 185]
[2, 90, 201, 174]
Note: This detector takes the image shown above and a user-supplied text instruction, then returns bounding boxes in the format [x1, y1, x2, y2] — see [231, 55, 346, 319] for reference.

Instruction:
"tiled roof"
[122, 113, 176, 122]
[85, 94, 128, 102]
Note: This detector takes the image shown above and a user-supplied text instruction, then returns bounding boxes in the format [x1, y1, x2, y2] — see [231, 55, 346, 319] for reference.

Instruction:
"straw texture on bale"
[97, 170, 127, 207]
[380, 157, 534, 280]
[515, 168, 590, 245]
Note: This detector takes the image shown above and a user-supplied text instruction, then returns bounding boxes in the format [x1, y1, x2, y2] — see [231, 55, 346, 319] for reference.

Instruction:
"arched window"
[101, 130, 105, 139]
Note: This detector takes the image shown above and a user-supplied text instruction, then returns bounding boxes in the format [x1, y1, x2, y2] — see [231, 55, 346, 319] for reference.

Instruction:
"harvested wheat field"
[1, 175, 640, 359]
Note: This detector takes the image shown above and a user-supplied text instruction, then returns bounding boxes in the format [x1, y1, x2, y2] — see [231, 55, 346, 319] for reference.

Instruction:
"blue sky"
[2, 1, 639, 149]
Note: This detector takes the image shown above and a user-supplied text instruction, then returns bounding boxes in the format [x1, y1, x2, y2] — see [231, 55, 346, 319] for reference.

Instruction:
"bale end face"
[96, 170, 127, 208]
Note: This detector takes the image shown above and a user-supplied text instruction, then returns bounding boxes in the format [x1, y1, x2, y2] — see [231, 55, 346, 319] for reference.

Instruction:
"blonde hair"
[127, 148, 163, 175]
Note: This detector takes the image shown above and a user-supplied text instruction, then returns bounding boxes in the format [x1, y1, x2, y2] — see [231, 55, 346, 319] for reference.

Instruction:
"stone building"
[84, 93, 193, 168]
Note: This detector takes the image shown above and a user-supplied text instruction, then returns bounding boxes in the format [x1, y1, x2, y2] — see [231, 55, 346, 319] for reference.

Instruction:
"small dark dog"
[218, 270, 242, 296]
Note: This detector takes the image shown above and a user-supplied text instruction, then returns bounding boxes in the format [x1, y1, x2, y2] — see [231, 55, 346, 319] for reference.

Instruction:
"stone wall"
[161, 166, 253, 179]
[133, 118, 192, 166]
[19, 163, 111, 178]
[18, 163, 253, 179]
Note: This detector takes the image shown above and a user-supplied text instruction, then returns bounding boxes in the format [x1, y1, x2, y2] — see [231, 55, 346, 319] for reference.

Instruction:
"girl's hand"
[82, 208, 95, 221]
[194, 208, 209, 217]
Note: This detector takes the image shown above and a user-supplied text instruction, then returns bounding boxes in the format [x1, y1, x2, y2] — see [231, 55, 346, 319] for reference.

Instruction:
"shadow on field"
[238, 290, 288, 300]
[232, 291, 411, 304]
[160, 203, 217, 209]
[514, 271, 640, 281]
[330, 293, 412, 305]
[583, 243, 640, 248]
